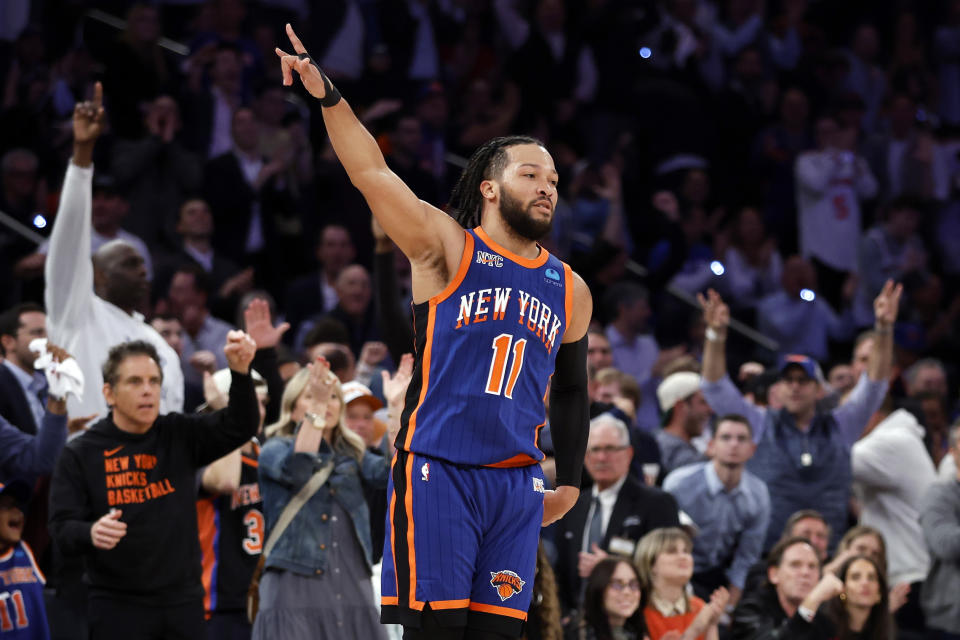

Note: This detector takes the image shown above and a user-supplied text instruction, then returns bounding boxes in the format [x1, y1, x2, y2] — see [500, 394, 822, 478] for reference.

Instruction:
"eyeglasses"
[587, 445, 629, 456]
[608, 580, 641, 593]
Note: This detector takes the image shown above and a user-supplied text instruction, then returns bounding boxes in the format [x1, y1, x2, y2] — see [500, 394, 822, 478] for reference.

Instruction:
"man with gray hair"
[43, 83, 183, 421]
[920, 420, 960, 639]
[904, 358, 948, 398]
[553, 413, 679, 615]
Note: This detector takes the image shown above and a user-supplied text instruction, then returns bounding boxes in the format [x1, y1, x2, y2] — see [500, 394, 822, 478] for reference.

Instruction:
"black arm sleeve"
[251, 346, 284, 425]
[548, 336, 590, 488]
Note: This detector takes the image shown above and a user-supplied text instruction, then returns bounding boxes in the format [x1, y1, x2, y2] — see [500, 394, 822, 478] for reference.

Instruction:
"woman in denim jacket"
[253, 359, 390, 640]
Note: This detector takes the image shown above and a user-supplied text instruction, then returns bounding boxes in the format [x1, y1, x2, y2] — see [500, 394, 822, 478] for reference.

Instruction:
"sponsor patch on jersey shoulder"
[490, 569, 526, 601]
[543, 267, 562, 286]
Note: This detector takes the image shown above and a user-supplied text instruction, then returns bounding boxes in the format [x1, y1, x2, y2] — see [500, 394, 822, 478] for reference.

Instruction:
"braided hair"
[447, 135, 545, 229]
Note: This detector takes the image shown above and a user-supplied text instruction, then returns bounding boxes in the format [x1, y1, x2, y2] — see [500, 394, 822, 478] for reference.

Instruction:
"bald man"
[44, 83, 183, 420]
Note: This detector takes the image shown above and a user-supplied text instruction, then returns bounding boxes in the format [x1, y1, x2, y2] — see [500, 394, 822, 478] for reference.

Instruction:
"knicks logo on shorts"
[489, 570, 525, 602]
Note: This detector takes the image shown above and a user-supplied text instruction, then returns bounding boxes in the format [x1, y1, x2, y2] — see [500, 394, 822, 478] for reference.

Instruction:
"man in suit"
[554, 412, 680, 615]
[284, 223, 355, 340]
[153, 198, 250, 322]
[0, 303, 48, 435]
[203, 107, 295, 292]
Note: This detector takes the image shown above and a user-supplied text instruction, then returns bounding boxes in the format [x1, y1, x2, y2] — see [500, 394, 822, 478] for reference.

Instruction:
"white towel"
[30, 338, 85, 401]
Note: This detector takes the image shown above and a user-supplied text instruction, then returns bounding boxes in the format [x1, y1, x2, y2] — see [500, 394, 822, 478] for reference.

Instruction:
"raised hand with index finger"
[73, 81, 105, 145]
[274, 24, 340, 106]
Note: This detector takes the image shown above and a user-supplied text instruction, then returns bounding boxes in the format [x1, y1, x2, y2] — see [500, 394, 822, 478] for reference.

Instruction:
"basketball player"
[277, 24, 592, 640]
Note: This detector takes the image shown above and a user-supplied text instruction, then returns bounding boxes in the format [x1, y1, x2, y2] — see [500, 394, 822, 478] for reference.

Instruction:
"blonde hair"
[634, 527, 693, 593]
[264, 368, 367, 461]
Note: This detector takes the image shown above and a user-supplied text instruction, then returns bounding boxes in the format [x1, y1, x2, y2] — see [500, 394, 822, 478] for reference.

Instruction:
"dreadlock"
[447, 135, 545, 229]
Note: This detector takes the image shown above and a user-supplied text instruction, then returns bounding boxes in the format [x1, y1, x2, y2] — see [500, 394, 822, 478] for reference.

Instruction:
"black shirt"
[48, 371, 259, 605]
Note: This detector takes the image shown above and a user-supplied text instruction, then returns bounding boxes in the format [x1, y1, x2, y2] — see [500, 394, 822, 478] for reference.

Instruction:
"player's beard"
[499, 186, 553, 242]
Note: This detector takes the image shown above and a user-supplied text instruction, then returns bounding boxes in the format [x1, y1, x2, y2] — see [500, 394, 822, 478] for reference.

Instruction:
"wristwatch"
[303, 412, 325, 429]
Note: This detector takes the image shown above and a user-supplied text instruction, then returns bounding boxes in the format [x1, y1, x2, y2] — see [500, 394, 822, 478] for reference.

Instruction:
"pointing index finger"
[285, 23, 307, 55]
[92, 81, 103, 109]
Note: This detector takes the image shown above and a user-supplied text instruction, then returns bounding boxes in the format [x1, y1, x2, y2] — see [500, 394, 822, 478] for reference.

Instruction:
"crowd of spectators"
[1, 0, 960, 639]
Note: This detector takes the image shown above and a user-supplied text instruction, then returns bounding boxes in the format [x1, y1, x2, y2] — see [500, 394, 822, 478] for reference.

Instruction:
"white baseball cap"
[341, 381, 384, 411]
[656, 372, 701, 412]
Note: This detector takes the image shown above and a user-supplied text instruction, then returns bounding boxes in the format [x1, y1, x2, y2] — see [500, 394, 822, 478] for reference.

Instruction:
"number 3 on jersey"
[486, 334, 527, 398]
[242, 509, 264, 555]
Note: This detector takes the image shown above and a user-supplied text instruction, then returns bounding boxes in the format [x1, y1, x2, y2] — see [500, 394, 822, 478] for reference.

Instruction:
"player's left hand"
[542, 485, 579, 527]
[224, 330, 257, 374]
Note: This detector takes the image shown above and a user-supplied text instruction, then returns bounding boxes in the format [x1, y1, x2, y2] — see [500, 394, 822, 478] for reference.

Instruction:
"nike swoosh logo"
[104, 446, 124, 457]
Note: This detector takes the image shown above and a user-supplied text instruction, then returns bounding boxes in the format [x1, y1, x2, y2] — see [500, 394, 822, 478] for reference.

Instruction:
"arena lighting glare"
[800, 288, 816, 302]
[710, 261, 725, 276]
[639, 47, 652, 59]
[32, 214, 47, 229]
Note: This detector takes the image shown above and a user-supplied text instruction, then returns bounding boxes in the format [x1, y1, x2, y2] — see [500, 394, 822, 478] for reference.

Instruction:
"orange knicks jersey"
[396, 227, 572, 467]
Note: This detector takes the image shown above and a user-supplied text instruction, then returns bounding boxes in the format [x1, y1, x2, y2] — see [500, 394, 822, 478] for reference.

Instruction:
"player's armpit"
[549, 336, 589, 488]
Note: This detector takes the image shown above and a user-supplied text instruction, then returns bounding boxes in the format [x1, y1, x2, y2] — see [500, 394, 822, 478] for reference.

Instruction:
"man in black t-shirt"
[49, 332, 259, 640]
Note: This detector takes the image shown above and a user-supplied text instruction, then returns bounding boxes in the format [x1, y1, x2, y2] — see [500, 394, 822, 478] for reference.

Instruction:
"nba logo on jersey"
[490, 570, 525, 601]
[421, 462, 430, 482]
[532, 477, 545, 493]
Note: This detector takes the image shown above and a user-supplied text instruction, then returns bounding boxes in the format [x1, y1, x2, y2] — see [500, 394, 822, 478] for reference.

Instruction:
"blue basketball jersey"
[396, 227, 572, 467]
[0, 541, 49, 640]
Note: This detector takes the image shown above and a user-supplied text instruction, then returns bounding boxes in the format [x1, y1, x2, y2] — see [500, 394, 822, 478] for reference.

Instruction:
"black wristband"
[298, 53, 342, 107]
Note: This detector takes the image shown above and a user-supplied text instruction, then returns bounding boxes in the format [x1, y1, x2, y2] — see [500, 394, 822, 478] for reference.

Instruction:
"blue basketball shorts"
[380, 450, 546, 636]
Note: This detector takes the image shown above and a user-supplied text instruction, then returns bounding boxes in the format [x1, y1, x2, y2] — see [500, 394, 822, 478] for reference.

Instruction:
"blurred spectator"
[756, 256, 852, 362]
[285, 224, 356, 340]
[1, 148, 45, 306]
[195, 367, 267, 639]
[496, 0, 598, 128]
[730, 536, 823, 639]
[254, 84, 313, 194]
[863, 93, 935, 201]
[103, 4, 175, 138]
[35, 174, 155, 281]
[150, 313, 204, 412]
[188, 0, 261, 83]
[843, 24, 886, 133]
[44, 88, 183, 420]
[573, 558, 646, 640]
[0, 480, 51, 639]
[851, 405, 935, 636]
[0, 302, 47, 434]
[796, 115, 878, 310]
[655, 372, 710, 474]
[554, 413, 679, 617]
[154, 198, 251, 322]
[664, 415, 770, 608]
[183, 43, 248, 158]
[853, 196, 928, 327]
[0, 345, 69, 482]
[167, 263, 234, 389]
[453, 77, 520, 154]
[723, 206, 784, 310]
[602, 282, 659, 410]
[792, 554, 894, 639]
[634, 527, 727, 640]
[203, 107, 296, 286]
[919, 420, 960, 639]
[384, 112, 441, 206]
[935, 0, 960, 126]
[298, 264, 378, 359]
[699, 286, 895, 550]
[111, 95, 203, 249]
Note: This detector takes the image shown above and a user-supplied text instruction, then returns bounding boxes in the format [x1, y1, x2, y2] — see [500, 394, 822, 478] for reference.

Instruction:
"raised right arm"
[276, 25, 463, 270]
[45, 83, 105, 331]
